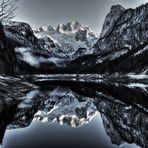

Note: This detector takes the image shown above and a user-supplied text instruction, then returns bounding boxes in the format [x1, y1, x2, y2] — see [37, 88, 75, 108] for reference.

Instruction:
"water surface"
[0, 75, 147, 148]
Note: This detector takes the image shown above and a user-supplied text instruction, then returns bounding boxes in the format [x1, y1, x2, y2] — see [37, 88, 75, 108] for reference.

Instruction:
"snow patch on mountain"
[128, 83, 148, 89]
[34, 21, 98, 58]
[134, 45, 148, 56]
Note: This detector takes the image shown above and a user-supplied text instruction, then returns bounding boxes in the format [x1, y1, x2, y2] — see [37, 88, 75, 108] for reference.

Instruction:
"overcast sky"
[14, 0, 148, 33]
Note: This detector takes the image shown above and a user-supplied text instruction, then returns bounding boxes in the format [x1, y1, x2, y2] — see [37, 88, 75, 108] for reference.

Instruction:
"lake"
[0, 74, 147, 148]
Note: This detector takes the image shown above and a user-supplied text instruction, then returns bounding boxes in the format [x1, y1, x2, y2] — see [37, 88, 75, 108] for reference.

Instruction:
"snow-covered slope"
[34, 21, 98, 58]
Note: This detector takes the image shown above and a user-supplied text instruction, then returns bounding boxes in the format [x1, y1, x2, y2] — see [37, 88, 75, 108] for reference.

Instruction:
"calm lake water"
[0, 75, 147, 148]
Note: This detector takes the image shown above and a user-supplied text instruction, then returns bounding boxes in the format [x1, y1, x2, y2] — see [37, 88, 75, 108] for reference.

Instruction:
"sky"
[13, 0, 148, 34]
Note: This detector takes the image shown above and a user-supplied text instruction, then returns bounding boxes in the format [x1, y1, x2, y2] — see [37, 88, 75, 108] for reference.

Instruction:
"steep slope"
[3, 21, 48, 50]
[1, 21, 98, 74]
[94, 4, 148, 54]
[2, 21, 70, 74]
[76, 4, 148, 74]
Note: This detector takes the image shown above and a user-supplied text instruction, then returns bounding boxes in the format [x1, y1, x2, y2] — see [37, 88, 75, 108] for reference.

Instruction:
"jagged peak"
[110, 4, 125, 12]
[47, 25, 55, 31]
[56, 20, 93, 33]
[34, 26, 47, 33]
[99, 4, 125, 38]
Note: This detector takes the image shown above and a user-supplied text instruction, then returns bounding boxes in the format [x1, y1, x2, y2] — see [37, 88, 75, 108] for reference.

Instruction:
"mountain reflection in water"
[0, 75, 148, 148]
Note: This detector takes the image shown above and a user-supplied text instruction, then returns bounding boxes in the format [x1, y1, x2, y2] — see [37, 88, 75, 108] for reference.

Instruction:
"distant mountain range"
[1, 3, 148, 74]
[34, 21, 98, 58]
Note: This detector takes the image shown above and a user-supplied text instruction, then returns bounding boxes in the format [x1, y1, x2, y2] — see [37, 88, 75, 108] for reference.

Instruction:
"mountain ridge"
[0, 3, 148, 74]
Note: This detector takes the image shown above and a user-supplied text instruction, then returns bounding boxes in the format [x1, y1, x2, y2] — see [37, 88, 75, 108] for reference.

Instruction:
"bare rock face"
[73, 21, 82, 30]
[74, 3, 148, 74]
[94, 4, 148, 54]
[75, 29, 87, 42]
[56, 21, 82, 32]
[47, 25, 55, 32]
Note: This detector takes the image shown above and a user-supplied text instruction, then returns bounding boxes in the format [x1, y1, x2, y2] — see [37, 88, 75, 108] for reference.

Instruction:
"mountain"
[2, 21, 70, 74]
[1, 21, 98, 74]
[0, 22, 18, 74]
[1, 75, 148, 147]
[34, 21, 98, 58]
[76, 4, 148, 74]
[1, 3, 148, 74]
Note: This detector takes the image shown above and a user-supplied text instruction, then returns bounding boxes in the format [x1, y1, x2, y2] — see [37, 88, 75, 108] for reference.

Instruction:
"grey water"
[0, 75, 147, 148]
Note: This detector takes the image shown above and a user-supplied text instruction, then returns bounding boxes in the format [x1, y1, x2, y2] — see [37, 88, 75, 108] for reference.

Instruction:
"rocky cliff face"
[95, 4, 148, 54]
[99, 5, 125, 39]
[75, 3, 148, 74]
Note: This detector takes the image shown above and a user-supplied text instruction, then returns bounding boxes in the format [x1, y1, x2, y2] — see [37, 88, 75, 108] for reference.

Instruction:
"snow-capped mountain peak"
[56, 21, 89, 33]
[34, 21, 98, 58]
